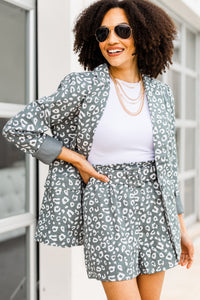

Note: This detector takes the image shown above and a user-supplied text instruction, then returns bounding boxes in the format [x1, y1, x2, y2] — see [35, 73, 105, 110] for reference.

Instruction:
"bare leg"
[101, 277, 141, 300]
[136, 271, 165, 300]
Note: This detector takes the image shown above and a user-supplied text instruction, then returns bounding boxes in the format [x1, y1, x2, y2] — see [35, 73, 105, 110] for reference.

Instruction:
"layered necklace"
[109, 72, 145, 116]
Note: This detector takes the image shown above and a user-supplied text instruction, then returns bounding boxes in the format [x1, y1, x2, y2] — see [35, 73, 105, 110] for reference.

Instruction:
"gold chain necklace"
[116, 78, 140, 89]
[116, 80, 142, 103]
[117, 89, 143, 105]
[110, 72, 145, 116]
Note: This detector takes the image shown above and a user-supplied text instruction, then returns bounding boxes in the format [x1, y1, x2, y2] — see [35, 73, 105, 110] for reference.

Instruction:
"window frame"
[0, 0, 37, 299]
[154, 0, 200, 226]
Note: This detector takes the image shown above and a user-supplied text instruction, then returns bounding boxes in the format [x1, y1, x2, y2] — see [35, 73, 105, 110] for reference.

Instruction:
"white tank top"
[87, 76, 155, 165]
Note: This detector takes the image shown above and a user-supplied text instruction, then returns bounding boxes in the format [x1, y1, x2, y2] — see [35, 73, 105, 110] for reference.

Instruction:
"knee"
[106, 296, 141, 300]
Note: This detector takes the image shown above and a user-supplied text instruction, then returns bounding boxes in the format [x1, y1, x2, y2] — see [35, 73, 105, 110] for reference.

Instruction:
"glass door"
[0, 0, 37, 299]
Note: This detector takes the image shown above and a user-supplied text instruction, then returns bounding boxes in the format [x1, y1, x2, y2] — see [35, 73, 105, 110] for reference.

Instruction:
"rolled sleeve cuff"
[32, 135, 63, 164]
[175, 191, 184, 214]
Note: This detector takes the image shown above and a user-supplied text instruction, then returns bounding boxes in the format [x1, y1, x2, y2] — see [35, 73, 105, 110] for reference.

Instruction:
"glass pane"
[185, 128, 195, 171]
[185, 76, 196, 120]
[0, 118, 26, 219]
[0, 0, 27, 104]
[173, 20, 181, 64]
[186, 28, 196, 70]
[168, 70, 181, 119]
[0, 227, 27, 300]
[184, 178, 195, 216]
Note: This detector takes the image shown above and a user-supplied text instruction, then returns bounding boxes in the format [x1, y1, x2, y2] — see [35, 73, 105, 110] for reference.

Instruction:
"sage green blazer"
[2, 63, 184, 260]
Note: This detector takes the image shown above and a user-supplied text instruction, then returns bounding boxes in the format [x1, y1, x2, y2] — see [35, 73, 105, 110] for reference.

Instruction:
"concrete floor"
[161, 223, 200, 300]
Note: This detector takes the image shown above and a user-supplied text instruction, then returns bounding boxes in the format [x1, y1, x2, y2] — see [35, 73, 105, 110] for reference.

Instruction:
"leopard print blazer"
[2, 63, 184, 260]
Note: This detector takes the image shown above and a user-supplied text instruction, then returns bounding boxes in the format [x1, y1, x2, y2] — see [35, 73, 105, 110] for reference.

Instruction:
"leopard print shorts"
[82, 159, 179, 281]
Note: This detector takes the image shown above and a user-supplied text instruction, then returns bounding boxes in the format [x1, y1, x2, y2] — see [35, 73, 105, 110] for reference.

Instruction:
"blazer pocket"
[42, 184, 82, 225]
[44, 173, 82, 191]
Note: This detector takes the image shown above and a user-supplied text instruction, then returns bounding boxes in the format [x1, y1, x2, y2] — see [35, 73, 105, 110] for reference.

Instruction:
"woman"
[2, 0, 194, 299]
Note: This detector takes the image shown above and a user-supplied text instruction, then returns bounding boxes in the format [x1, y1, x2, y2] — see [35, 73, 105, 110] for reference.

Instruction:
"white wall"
[182, 0, 200, 17]
[38, 0, 106, 299]
[38, 0, 71, 299]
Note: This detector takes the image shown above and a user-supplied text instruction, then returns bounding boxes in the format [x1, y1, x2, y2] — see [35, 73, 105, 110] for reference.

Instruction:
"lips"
[107, 47, 124, 56]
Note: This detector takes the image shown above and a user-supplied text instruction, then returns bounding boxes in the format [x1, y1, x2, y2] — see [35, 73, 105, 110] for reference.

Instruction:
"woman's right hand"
[57, 146, 109, 184]
[72, 152, 110, 185]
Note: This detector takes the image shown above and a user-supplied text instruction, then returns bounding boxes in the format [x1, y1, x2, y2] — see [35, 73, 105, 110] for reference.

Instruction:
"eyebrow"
[101, 22, 129, 27]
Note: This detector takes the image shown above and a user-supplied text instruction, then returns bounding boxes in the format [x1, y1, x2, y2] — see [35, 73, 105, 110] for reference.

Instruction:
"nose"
[107, 28, 119, 44]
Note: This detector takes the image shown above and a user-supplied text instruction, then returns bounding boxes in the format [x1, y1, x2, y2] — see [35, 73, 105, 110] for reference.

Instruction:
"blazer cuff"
[175, 191, 184, 214]
[32, 135, 63, 164]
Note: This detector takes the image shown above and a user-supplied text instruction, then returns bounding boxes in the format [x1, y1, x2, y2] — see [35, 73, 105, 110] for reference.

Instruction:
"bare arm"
[178, 213, 187, 234]
[57, 146, 110, 184]
[56, 146, 82, 165]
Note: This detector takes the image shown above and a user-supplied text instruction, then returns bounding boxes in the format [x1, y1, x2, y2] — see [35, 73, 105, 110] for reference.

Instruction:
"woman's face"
[98, 8, 137, 70]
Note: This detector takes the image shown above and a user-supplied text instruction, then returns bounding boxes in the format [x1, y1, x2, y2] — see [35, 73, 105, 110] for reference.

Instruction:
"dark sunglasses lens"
[115, 25, 131, 39]
[96, 27, 109, 42]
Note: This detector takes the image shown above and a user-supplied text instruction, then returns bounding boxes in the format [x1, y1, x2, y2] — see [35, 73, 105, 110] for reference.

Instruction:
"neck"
[109, 65, 141, 83]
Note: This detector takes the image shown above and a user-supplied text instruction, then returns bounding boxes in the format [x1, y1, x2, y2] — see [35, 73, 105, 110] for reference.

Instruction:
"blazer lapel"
[142, 74, 171, 182]
[76, 64, 111, 157]
[76, 63, 170, 183]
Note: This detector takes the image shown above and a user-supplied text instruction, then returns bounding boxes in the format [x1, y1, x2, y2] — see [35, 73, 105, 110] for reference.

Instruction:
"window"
[161, 15, 198, 222]
[0, 0, 37, 298]
[0, 228, 27, 300]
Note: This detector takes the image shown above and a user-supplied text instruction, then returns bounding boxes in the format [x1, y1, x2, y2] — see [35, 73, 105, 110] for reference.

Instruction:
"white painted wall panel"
[38, 0, 72, 299]
[69, 0, 85, 72]
[182, 0, 200, 17]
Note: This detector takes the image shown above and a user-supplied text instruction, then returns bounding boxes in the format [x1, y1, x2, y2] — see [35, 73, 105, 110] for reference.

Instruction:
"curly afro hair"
[73, 0, 178, 78]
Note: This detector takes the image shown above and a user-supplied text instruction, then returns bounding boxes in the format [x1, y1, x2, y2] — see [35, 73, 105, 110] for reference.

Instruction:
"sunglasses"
[95, 24, 132, 43]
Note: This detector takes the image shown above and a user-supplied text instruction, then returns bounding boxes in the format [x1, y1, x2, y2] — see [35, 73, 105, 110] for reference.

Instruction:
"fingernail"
[105, 177, 109, 182]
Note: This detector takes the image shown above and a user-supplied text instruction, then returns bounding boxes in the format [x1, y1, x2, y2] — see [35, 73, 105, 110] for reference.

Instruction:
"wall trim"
[152, 0, 200, 31]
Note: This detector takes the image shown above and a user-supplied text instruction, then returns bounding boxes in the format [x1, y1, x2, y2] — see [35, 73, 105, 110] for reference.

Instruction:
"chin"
[105, 56, 132, 69]
[106, 59, 125, 68]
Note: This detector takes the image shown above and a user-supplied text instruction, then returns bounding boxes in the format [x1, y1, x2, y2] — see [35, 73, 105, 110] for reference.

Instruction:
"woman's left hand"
[178, 231, 195, 269]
